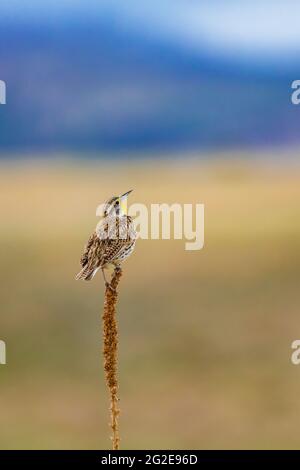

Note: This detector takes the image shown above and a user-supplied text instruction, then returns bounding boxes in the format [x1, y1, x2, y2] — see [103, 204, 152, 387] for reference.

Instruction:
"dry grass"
[102, 267, 122, 450]
[0, 158, 300, 449]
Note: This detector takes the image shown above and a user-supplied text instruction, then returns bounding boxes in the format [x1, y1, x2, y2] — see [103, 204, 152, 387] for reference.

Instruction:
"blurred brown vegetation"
[0, 158, 300, 449]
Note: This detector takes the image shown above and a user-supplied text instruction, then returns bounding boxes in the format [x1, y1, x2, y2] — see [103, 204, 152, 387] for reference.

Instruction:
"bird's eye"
[116, 201, 119, 205]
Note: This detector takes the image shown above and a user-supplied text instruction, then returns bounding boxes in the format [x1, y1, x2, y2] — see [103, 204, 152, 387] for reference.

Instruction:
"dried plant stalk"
[102, 266, 122, 450]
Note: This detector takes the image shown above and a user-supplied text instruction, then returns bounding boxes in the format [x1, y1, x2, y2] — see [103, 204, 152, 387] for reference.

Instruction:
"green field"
[1, 158, 300, 449]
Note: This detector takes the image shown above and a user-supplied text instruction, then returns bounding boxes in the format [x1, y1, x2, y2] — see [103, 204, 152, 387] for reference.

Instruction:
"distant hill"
[0, 17, 299, 154]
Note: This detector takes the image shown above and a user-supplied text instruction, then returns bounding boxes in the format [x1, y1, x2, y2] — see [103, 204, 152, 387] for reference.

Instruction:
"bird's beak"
[120, 189, 133, 198]
[119, 190, 132, 215]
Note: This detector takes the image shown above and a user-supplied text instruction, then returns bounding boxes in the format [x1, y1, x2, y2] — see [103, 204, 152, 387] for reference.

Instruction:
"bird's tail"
[75, 266, 95, 281]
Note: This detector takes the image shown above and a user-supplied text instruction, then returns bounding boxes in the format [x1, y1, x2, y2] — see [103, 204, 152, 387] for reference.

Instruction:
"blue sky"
[1, 0, 300, 61]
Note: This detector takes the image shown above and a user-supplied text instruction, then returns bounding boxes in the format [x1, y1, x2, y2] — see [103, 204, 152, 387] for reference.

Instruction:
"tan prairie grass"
[0, 158, 300, 449]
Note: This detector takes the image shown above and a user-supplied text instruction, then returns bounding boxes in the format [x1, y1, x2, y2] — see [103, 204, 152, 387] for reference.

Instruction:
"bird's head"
[103, 190, 132, 217]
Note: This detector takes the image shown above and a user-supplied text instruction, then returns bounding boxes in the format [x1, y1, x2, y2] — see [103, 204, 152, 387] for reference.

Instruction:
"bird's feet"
[105, 281, 116, 293]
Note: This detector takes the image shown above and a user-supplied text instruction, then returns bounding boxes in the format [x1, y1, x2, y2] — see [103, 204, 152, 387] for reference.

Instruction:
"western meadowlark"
[76, 190, 136, 288]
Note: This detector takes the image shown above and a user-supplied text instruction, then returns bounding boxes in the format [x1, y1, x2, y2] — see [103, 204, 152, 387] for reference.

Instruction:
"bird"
[76, 190, 136, 288]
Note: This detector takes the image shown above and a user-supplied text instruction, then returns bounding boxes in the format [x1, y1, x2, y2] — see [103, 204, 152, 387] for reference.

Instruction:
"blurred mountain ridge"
[0, 17, 299, 155]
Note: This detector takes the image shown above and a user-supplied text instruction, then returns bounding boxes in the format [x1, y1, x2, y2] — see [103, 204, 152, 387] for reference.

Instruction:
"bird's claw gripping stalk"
[105, 282, 116, 293]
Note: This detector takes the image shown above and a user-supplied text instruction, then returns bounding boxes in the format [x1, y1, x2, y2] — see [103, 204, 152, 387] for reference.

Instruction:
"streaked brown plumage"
[76, 191, 136, 285]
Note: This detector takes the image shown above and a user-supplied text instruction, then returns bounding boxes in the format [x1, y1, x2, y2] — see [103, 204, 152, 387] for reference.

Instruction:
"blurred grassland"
[0, 158, 300, 449]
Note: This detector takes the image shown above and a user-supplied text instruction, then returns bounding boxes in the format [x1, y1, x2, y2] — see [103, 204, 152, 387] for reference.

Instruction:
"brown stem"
[102, 267, 122, 450]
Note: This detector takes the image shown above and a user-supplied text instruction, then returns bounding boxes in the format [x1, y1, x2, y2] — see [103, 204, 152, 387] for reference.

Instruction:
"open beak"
[120, 189, 133, 198]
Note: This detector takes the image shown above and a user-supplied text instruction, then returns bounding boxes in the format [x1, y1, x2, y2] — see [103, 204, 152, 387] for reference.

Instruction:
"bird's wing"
[104, 238, 134, 263]
[80, 232, 99, 267]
